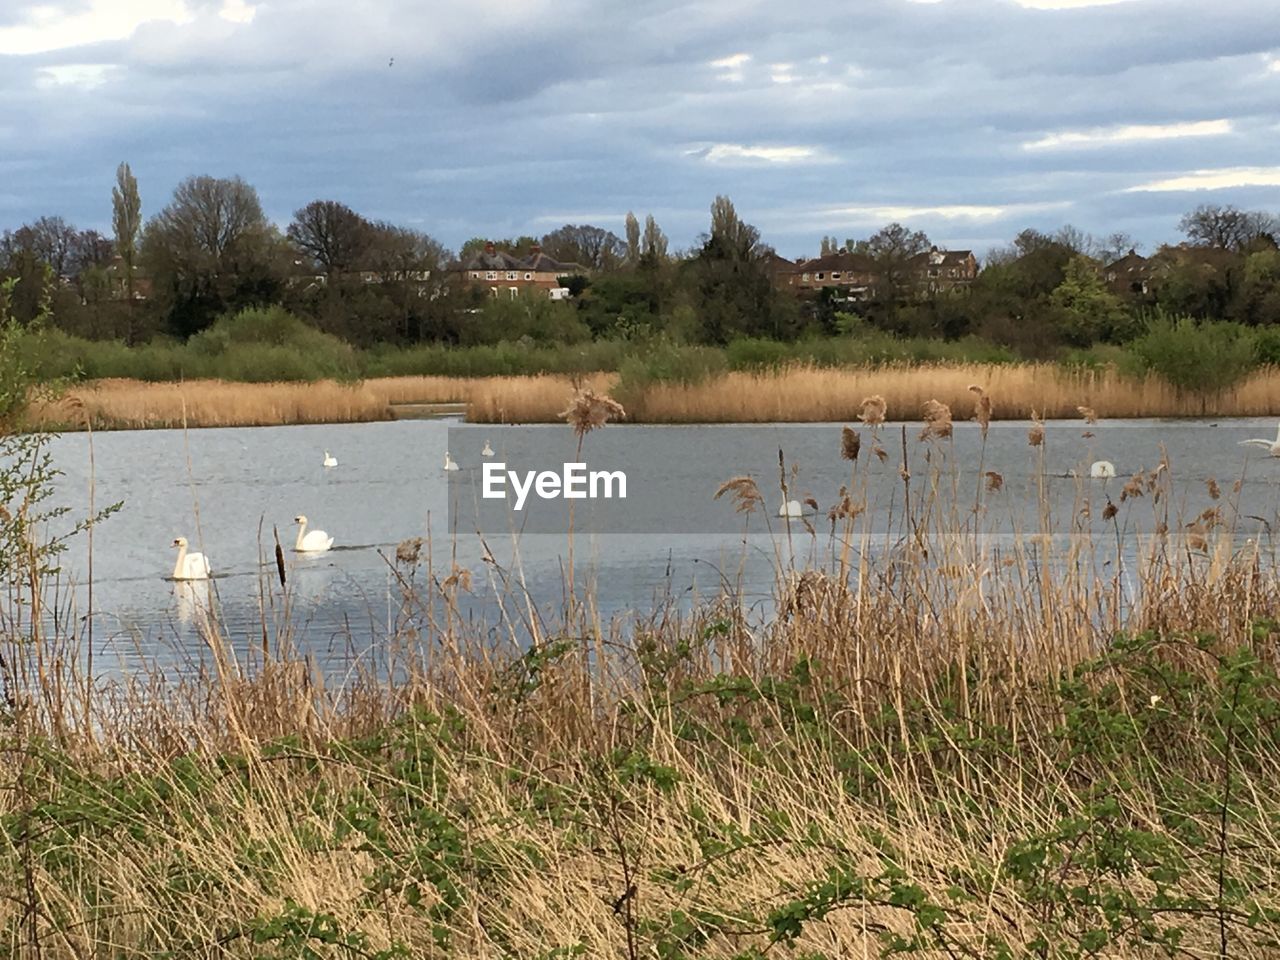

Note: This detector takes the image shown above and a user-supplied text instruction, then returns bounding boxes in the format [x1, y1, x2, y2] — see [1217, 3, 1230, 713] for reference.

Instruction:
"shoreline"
[24, 363, 1280, 431]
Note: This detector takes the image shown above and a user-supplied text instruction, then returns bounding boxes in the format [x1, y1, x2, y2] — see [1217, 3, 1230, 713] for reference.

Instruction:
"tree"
[112, 162, 142, 303]
[287, 200, 371, 276]
[12, 216, 78, 278]
[142, 174, 276, 336]
[642, 215, 667, 263]
[1049, 254, 1133, 345]
[539, 224, 624, 270]
[1178, 204, 1278, 251]
[692, 196, 780, 342]
[624, 212, 640, 265]
[867, 222, 930, 295]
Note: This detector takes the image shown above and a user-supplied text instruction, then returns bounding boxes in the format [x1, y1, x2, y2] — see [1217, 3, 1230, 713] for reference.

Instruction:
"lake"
[32, 416, 1280, 675]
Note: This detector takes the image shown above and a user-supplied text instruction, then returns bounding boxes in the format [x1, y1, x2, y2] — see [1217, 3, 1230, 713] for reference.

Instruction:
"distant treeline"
[2, 164, 1279, 360]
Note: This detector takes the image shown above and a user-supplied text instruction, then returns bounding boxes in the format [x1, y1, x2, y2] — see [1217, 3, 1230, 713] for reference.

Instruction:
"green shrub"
[1124, 315, 1258, 393]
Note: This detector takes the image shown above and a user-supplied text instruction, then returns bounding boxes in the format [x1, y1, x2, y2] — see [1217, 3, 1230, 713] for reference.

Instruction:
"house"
[458, 242, 587, 299]
[789, 251, 878, 300]
[1103, 249, 1155, 296]
[103, 255, 152, 301]
[907, 247, 978, 292]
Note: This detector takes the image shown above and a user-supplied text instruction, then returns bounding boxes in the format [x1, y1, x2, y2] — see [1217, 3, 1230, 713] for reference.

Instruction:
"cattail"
[919, 399, 953, 440]
[1102, 501, 1118, 521]
[1207, 478, 1221, 500]
[840, 425, 861, 461]
[1077, 405, 1098, 424]
[858, 395, 887, 426]
[873, 444, 888, 462]
[984, 471, 1004, 493]
[560, 389, 626, 439]
[1027, 409, 1045, 448]
[899, 464, 911, 482]
[970, 385, 993, 439]
[714, 475, 763, 514]
[803, 496, 820, 513]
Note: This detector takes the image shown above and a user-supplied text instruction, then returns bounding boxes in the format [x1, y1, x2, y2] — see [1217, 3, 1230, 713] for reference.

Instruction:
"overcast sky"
[2, 0, 1279, 260]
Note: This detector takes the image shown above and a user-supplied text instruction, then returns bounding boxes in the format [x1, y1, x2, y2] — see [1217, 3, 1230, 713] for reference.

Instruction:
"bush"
[1124, 315, 1258, 393]
[188, 306, 359, 381]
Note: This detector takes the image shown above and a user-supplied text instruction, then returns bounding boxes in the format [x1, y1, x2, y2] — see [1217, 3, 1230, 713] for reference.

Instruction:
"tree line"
[2, 164, 1278, 359]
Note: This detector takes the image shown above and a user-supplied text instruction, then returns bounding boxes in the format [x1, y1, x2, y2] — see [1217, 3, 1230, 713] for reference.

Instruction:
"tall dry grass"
[468, 363, 1280, 423]
[27, 378, 392, 430]
[4, 399, 1280, 956]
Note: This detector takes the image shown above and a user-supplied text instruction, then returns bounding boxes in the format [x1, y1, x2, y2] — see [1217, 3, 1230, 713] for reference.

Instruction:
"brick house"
[790, 251, 879, 300]
[1103, 249, 1155, 296]
[907, 247, 978, 292]
[459, 242, 586, 299]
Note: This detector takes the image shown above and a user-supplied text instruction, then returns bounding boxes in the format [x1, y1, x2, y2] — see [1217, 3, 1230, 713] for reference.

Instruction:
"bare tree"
[1179, 204, 1278, 251]
[287, 200, 371, 276]
[867, 222, 930, 293]
[13, 216, 79, 278]
[147, 174, 269, 276]
[539, 224, 624, 270]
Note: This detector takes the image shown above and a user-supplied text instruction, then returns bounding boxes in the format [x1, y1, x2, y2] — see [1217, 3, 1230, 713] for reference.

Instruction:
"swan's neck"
[173, 544, 187, 580]
[294, 521, 307, 550]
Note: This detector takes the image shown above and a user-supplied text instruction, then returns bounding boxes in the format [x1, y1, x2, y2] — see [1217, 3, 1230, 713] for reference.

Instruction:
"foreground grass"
[4, 411, 1280, 957]
[26, 361, 1280, 429]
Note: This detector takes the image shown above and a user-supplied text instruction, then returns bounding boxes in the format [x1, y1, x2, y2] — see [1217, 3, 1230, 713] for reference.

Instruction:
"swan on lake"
[1090, 460, 1116, 478]
[482, 440, 494, 457]
[323, 450, 337, 467]
[171, 537, 211, 580]
[293, 515, 335, 553]
[444, 451, 459, 471]
[779, 499, 804, 518]
[1239, 423, 1280, 457]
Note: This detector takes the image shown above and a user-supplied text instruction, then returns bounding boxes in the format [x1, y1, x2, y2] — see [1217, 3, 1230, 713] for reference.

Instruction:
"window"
[489, 287, 499, 298]
[801, 273, 810, 281]
[524, 273, 533, 281]
[816, 272, 825, 281]
[509, 287, 519, 299]
[831, 271, 841, 280]
[471, 271, 481, 279]
[485, 271, 497, 281]
[506, 271, 518, 280]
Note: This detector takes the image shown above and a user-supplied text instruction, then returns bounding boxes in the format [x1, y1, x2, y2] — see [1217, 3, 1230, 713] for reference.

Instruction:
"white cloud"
[35, 63, 117, 89]
[1014, 0, 1139, 8]
[218, 0, 256, 24]
[1024, 119, 1232, 150]
[709, 52, 750, 82]
[812, 201, 1072, 227]
[693, 143, 827, 164]
[0, 0, 193, 55]
[1124, 166, 1280, 192]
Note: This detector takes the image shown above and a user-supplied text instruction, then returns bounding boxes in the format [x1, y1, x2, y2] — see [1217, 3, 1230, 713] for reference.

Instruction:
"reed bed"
[4, 392, 1280, 957]
[524, 363, 1280, 423]
[27, 377, 392, 430]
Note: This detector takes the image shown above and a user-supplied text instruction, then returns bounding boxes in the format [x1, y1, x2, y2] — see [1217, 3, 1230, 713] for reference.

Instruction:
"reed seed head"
[714, 475, 763, 514]
[840, 425, 861, 462]
[560, 389, 626, 438]
[858, 395, 887, 427]
[984, 471, 1004, 493]
[1207, 478, 1221, 500]
[1027, 410, 1045, 448]
[1077, 405, 1098, 424]
[919, 399, 953, 441]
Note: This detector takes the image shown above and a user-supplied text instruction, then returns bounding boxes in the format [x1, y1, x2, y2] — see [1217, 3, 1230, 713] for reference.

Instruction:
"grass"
[24, 361, 1280, 431]
[4, 393, 1280, 956]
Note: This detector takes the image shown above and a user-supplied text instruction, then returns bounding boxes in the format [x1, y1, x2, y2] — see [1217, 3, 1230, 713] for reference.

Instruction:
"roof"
[459, 247, 587, 274]
[908, 247, 975, 268]
[795, 251, 877, 273]
[1104, 250, 1151, 276]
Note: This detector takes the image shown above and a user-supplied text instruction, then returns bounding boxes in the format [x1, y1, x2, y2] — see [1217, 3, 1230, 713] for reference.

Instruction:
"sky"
[1, 0, 1279, 261]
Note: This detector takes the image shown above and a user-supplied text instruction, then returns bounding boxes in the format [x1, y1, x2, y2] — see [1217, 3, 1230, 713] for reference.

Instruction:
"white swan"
[444, 451, 459, 471]
[171, 536, 211, 580]
[482, 440, 494, 458]
[323, 450, 337, 467]
[1090, 460, 1116, 478]
[778, 499, 804, 518]
[1239, 423, 1280, 457]
[293, 514, 334, 553]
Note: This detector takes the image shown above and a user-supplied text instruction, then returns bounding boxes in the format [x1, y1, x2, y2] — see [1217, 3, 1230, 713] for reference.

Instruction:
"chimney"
[530, 243, 541, 255]
[484, 241, 496, 255]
